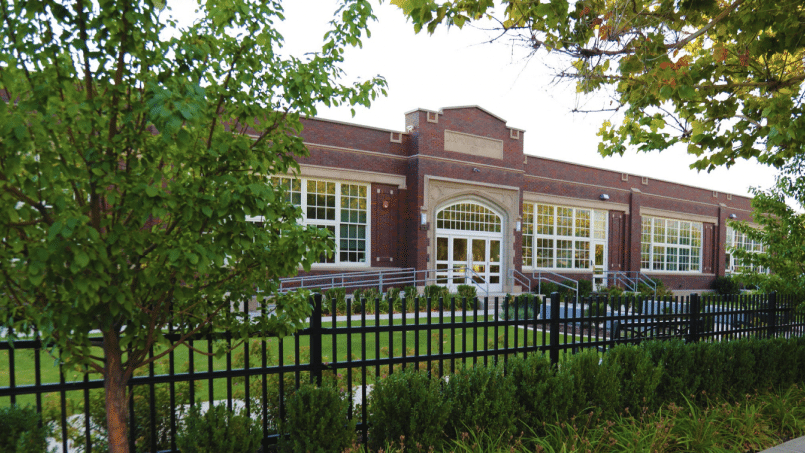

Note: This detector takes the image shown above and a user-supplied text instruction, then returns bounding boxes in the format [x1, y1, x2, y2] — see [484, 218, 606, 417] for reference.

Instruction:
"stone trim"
[295, 164, 407, 189]
[639, 207, 719, 225]
[422, 176, 520, 293]
[444, 130, 504, 160]
[303, 142, 407, 161]
[410, 154, 525, 174]
[526, 174, 632, 193]
[523, 192, 630, 214]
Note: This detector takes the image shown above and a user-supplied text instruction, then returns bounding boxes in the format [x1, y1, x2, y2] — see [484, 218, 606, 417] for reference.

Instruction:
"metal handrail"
[507, 269, 578, 302]
[603, 271, 657, 300]
[278, 266, 490, 297]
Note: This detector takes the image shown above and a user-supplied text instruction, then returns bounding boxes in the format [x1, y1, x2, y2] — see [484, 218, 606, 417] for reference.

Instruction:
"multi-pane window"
[436, 203, 502, 232]
[640, 217, 702, 272]
[258, 177, 369, 265]
[522, 204, 607, 269]
[725, 226, 765, 274]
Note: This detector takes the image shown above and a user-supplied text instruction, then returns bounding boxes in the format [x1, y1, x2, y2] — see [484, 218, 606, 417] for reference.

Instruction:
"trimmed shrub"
[502, 293, 542, 320]
[279, 384, 355, 453]
[604, 344, 663, 411]
[368, 368, 451, 450]
[323, 287, 345, 316]
[561, 348, 621, 417]
[443, 363, 517, 439]
[637, 277, 673, 298]
[507, 354, 583, 431]
[0, 405, 50, 453]
[577, 279, 593, 297]
[641, 339, 700, 405]
[712, 276, 742, 295]
[533, 281, 558, 295]
[456, 284, 477, 301]
[423, 285, 450, 302]
[177, 404, 262, 453]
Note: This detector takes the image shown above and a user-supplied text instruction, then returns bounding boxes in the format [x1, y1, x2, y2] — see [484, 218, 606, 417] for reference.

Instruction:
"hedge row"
[4, 336, 805, 452]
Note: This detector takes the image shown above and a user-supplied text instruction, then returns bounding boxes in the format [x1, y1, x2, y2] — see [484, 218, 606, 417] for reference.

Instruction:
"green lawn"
[1, 314, 585, 411]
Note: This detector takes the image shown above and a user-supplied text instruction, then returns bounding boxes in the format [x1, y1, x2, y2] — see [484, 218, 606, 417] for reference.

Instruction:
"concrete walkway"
[761, 437, 805, 453]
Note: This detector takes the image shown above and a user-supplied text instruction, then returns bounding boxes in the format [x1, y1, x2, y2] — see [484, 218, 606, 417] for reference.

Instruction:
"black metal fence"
[1, 292, 804, 452]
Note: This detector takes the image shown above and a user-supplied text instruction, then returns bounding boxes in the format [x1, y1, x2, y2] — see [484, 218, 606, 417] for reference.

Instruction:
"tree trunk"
[104, 331, 130, 453]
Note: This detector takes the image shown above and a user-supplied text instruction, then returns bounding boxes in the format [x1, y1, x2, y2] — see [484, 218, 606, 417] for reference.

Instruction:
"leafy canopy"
[0, 0, 386, 375]
[729, 157, 805, 297]
[392, 0, 805, 171]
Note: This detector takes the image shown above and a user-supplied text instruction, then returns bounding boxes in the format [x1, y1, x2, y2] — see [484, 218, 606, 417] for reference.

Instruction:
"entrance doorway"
[592, 241, 607, 291]
[433, 201, 504, 293]
[435, 235, 502, 293]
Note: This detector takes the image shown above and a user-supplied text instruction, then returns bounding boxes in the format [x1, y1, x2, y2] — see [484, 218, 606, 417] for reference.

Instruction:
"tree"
[0, 1, 386, 452]
[730, 157, 805, 297]
[392, 0, 805, 171]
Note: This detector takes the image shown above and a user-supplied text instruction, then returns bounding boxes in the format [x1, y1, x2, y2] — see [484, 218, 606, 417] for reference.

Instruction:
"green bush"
[501, 293, 542, 320]
[637, 277, 673, 298]
[279, 384, 355, 453]
[0, 405, 50, 453]
[424, 284, 450, 302]
[177, 404, 261, 453]
[641, 339, 700, 405]
[443, 363, 517, 439]
[533, 280, 558, 295]
[64, 379, 192, 453]
[577, 279, 593, 297]
[368, 368, 451, 450]
[456, 284, 477, 301]
[323, 287, 345, 316]
[604, 344, 663, 411]
[562, 348, 621, 417]
[507, 354, 583, 431]
[712, 276, 742, 295]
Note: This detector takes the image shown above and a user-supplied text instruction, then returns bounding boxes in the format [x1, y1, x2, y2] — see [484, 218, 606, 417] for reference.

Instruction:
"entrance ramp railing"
[508, 269, 579, 302]
[278, 267, 489, 298]
[603, 271, 657, 299]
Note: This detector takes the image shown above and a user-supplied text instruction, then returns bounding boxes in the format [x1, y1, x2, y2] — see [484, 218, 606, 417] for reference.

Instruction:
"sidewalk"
[761, 437, 805, 453]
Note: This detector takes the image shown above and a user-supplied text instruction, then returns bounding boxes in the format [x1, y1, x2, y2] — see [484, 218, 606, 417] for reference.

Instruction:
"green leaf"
[74, 250, 89, 268]
[146, 186, 159, 197]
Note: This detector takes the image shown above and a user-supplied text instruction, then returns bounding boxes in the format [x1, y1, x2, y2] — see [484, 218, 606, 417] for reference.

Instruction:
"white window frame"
[522, 203, 607, 271]
[248, 176, 371, 268]
[725, 226, 767, 275]
[640, 216, 702, 273]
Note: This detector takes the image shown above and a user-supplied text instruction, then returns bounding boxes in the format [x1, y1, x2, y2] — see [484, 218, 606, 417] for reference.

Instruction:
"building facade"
[272, 105, 755, 294]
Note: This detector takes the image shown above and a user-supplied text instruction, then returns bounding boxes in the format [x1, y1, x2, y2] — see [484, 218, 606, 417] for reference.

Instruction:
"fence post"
[310, 293, 323, 386]
[549, 292, 560, 366]
[688, 293, 700, 343]
[768, 292, 777, 339]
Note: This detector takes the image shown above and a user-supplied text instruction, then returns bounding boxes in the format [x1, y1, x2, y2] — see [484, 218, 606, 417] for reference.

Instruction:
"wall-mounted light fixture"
[728, 214, 738, 219]
[515, 221, 521, 232]
[420, 212, 429, 231]
[599, 194, 610, 201]
[472, 168, 481, 173]
[382, 200, 390, 209]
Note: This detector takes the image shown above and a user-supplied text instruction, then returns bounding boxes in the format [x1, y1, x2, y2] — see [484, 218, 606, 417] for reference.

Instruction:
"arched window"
[436, 202, 502, 233]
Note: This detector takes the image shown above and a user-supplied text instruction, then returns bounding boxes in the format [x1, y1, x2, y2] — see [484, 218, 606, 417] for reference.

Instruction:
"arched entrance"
[434, 201, 504, 293]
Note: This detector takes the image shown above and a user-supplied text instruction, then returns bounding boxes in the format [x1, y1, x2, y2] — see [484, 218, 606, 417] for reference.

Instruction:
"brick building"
[271, 105, 754, 294]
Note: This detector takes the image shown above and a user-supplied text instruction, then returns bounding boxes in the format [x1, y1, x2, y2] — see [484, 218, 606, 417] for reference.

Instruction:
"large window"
[522, 204, 606, 269]
[252, 177, 369, 265]
[640, 217, 702, 272]
[725, 226, 765, 274]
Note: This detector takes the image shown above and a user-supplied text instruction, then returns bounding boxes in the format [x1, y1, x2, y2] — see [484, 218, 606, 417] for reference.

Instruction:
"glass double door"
[435, 234, 502, 293]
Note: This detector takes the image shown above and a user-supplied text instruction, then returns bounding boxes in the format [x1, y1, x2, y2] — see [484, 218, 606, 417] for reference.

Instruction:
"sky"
[171, 0, 781, 199]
